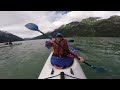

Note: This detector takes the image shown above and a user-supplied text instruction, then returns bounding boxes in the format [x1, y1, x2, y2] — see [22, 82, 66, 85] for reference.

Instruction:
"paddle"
[25, 23, 107, 73]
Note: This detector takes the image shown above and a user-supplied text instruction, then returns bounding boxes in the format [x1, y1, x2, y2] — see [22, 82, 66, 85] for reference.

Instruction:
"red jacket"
[52, 38, 69, 57]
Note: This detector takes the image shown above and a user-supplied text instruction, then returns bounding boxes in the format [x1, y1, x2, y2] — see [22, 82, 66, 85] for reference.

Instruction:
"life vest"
[52, 38, 69, 57]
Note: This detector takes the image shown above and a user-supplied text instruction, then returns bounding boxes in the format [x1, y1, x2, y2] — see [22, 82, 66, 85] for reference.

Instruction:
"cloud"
[0, 11, 120, 38]
[53, 11, 120, 27]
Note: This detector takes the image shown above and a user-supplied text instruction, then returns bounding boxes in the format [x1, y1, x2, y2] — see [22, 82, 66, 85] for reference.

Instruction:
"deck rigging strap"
[45, 72, 81, 79]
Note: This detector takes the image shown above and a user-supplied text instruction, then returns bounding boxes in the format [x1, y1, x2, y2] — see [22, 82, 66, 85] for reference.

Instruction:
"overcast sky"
[0, 11, 120, 38]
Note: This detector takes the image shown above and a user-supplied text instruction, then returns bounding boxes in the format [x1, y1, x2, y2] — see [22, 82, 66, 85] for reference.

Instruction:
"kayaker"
[45, 32, 85, 69]
[5, 42, 9, 45]
[9, 41, 13, 45]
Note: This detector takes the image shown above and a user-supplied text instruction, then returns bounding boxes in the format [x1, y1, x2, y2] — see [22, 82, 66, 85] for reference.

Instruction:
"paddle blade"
[25, 23, 39, 31]
[96, 67, 107, 73]
[74, 48, 80, 51]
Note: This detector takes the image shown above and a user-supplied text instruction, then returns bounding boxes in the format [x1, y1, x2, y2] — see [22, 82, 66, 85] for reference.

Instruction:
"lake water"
[0, 37, 120, 79]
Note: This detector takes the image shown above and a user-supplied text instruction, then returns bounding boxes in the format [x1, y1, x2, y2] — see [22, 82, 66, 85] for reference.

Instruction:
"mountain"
[0, 30, 23, 43]
[32, 15, 120, 39]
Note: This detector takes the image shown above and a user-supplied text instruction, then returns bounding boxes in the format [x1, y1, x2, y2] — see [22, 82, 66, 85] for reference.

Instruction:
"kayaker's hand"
[50, 38, 55, 43]
[79, 56, 85, 62]
[74, 53, 84, 62]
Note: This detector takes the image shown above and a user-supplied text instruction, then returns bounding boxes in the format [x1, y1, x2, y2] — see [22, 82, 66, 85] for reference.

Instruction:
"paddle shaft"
[38, 31, 52, 39]
[38, 30, 96, 69]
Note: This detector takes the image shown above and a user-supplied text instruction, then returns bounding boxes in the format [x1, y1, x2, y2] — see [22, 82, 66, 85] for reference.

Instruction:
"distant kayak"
[68, 40, 74, 42]
[38, 51, 87, 79]
[0, 43, 22, 48]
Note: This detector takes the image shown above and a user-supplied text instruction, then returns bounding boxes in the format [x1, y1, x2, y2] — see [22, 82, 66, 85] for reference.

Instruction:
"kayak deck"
[38, 52, 87, 79]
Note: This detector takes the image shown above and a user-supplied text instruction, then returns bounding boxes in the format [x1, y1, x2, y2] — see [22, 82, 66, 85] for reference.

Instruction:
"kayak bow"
[38, 51, 87, 79]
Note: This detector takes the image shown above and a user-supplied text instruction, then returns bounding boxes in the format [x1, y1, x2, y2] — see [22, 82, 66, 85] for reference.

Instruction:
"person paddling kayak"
[45, 33, 85, 69]
[8, 41, 13, 45]
[4, 41, 13, 45]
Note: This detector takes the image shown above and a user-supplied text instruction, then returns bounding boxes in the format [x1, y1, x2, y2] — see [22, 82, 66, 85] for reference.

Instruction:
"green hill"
[33, 15, 120, 39]
[0, 30, 23, 43]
